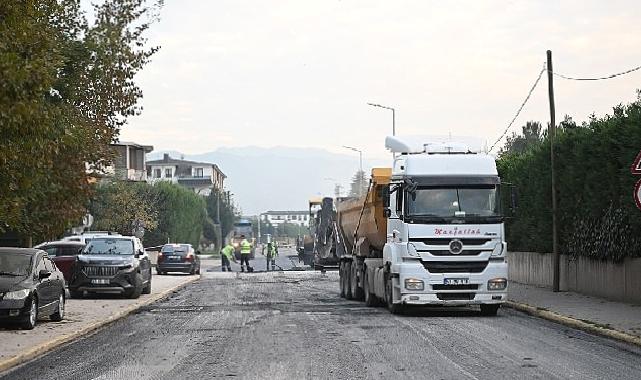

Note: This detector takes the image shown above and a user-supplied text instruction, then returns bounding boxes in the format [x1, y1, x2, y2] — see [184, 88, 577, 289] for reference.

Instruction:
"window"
[154, 168, 161, 178]
[165, 168, 172, 178]
[195, 168, 203, 177]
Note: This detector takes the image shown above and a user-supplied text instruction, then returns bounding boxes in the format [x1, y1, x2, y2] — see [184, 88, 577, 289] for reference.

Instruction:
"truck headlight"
[404, 278, 424, 290]
[488, 278, 507, 290]
[4, 289, 30, 300]
[491, 242, 505, 257]
[406, 243, 420, 257]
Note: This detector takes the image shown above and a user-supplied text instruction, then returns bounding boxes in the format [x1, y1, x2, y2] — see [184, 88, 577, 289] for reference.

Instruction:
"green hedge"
[497, 95, 641, 262]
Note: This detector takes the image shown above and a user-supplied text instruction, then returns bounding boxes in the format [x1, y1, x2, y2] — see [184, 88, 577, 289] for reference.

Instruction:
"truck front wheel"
[385, 272, 402, 314]
[480, 304, 500, 316]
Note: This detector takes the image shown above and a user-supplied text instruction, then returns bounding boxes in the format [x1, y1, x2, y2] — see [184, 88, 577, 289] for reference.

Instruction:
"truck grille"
[432, 284, 479, 291]
[421, 261, 488, 273]
[82, 266, 119, 277]
[428, 250, 484, 256]
[410, 238, 492, 246]
[437, 293, 476, 301]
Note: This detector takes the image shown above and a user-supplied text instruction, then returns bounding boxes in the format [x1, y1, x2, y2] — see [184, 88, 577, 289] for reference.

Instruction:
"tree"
[144, 182, 207, 248]
[90, 181, 159, 235]
[349, 170, 368, 197]
[499, 121, 544, 156]
[0, 0, 162, 242]
[204, 189, 239, 245]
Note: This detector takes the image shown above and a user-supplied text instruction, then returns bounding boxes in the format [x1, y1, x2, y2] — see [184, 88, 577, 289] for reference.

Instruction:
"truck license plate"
[91, 279, 110, 285]
[444, 278, 469, 285]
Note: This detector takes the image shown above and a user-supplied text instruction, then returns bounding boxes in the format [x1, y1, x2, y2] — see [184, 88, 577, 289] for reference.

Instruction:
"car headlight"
[406, 243, 420, 257]
[488, 278, 507, 290]
[4, 289, 30, 300]
[404, 278, 424, 290]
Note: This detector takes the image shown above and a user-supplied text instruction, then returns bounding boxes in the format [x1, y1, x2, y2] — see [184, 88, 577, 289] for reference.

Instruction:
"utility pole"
[547, 50, 560, 292]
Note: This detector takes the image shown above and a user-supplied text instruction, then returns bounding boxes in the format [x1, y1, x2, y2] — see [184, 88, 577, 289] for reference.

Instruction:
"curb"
[0, 275, 200, 374]
[505, 300, 641, 347]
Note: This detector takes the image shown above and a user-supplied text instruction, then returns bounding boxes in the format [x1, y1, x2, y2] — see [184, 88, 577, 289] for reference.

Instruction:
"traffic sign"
[631, 151, 641, 175]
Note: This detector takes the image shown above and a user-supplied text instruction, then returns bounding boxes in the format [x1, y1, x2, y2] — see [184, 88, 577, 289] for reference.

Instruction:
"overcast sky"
[115, 0, 641, 160]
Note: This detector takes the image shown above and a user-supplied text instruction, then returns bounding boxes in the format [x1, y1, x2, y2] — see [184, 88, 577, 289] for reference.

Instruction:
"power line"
[490, 64, 546, 152]
[553, 63, 641, 81]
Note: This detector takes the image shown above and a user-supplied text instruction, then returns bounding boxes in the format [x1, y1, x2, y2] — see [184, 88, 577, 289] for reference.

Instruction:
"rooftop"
[147, 154, 226, 178]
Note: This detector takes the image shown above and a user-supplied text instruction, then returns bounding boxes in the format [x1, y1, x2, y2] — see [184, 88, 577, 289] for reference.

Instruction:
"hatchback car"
[34, 241, 85, 283]
[0, 248, 66, 329]
[156, 244, 201, 275]
[68, 236, 152, 299]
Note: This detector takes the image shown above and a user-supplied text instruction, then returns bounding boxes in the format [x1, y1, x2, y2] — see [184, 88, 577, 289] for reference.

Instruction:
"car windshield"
[161, 245, 188, 253]
[0, 253, 32, 276]
[84, 239, 134, 255]
[406, 186, 500, 218]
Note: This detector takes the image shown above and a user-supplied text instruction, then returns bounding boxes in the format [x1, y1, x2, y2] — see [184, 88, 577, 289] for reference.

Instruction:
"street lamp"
[367, 102, 396, 136]
[342, 146, 363, 173]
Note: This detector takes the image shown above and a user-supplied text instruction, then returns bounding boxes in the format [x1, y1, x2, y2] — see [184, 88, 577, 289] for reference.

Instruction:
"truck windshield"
[406, 186, 500, 219]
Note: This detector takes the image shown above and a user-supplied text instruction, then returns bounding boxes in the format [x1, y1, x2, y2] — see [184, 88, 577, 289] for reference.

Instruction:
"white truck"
[336, 136, 509, 315]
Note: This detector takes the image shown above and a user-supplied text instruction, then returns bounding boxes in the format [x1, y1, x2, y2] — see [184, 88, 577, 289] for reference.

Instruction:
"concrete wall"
[508, 251, 641, 305]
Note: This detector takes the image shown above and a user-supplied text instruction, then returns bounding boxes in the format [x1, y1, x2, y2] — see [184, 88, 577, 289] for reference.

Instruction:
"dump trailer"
[336, 136, 509, 315]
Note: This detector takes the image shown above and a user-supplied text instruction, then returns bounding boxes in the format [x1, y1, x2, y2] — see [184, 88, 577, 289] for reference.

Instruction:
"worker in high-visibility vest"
[239, 235, 252, 272]
[265, 241, 278, 271]
[220, 242, 235, 272]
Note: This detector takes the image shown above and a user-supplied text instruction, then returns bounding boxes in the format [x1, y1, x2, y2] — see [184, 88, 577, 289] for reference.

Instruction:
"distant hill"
[147, 146, 385, 215]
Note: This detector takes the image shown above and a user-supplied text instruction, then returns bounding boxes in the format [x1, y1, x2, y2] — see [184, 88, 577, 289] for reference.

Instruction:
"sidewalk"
[508, 282, 641, 343]
[0, 273, 199, 373]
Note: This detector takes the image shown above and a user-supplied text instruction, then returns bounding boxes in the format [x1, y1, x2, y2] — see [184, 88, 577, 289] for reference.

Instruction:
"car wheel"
[195, 266, 201, 275]
[69, 289, 83, 299]
[50, 293, 65, 322]
[20, 296, 38, 330]
[156, 269, 164, 275]
[339, 262, 346, 298]
[127, 273, 143, 299]
[142, 277, 152, 295]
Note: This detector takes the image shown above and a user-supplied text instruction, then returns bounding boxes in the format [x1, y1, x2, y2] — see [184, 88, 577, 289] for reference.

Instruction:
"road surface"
[3, 250, 641, 380]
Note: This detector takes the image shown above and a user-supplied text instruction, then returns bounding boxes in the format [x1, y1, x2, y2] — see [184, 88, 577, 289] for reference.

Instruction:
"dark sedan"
[34, 241, 84, 283]
[0, 248, 66, 329]
[156, 244, 201, 275]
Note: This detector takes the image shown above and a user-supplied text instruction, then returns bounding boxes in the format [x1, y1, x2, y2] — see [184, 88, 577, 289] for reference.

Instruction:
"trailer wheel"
[339, 262, 346, 298]
[363, 268, 378, 307]
[351, 261, 364, 301]
[344, 261, 353, 300]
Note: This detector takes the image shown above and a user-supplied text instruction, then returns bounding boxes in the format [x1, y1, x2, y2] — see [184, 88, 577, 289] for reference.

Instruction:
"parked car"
[34, 241, 85, 283]
[68, 236, 152, 299]
[0, 248, 66, 329]
[61, 231, 121, 245]
[156, 244, 201, 275]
